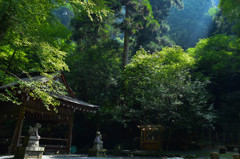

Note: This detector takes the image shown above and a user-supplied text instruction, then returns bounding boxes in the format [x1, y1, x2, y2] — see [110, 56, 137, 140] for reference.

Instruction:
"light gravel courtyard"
[0, 155, 163, 159]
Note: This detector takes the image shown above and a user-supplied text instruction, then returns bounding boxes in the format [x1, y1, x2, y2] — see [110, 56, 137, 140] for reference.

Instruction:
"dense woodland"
[1, 0, 240, 151]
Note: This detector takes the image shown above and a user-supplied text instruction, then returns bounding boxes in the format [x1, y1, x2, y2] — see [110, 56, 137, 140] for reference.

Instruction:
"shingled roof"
[0, 72, 99, 113]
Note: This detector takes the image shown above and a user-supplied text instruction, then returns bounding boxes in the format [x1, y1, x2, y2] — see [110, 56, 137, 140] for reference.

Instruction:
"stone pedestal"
[210, 152, 219, 159]
[88, 148, 107, 157]
[14, 123, 45, 159]
[15, 146, 45, 159]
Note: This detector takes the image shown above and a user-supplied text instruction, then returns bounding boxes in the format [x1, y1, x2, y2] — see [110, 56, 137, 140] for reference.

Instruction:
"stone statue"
[93, 131, 103, 150]
[88, 131, 106, 157]
[94, 132, 102, 143]
[29, 123, 41, 139]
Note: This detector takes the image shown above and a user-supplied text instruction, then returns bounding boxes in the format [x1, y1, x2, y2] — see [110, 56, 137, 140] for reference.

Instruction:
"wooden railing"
[20, 136, 69, 153]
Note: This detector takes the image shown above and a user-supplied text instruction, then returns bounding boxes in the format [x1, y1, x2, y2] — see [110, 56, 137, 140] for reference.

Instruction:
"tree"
[0, 0, 110, 108]
[110, 0, 184, 67]
[208, 9, 234, 36]
[188, 34, 240, 132]
[66, 40, 122, 107]
[132, 0, 183, 53]
[71, 8, 115, 52]
[113, 47, 215, 135]
[67, 4, 123, 107]
[219, 0, 240, 36]
[108, 0, 155, 68]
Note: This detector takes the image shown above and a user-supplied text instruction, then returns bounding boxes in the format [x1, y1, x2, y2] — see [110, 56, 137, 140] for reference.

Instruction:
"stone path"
[0, 155, 162, 159]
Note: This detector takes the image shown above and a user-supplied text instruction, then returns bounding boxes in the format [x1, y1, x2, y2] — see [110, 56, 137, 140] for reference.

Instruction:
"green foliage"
[66, 40, 122, 107]
[188, 34, 240, 78]
[0, 0, 110, 107]
[189, 34, 240, 130]
[0, 0, 70, 107]
[71, 9, 115, 50]
[108, 0, 158, 67]
[133, 0, 183, 53]
[208, 9, 234, 36]
[67, 5, 122, 106]
[0, 86, 21, 105]
[70, 0, 109, 21]
[113, 47, 215, 131]
[19, 73, 67, 111]
[122, 0, 155, 32]
[219, 0, 240, 36]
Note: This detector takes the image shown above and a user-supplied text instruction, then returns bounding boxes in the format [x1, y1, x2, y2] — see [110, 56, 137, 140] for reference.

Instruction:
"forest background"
[0, 0, 240, 151]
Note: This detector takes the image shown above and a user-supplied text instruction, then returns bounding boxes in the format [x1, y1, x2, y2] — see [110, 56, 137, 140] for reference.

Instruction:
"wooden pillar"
[140, 129, 143, 150]
[67, 115, 74, 154]
[8, 107, 25, 154]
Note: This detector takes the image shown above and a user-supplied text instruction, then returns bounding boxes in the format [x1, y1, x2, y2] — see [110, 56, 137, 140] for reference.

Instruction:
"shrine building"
[0, 72, 99, 154]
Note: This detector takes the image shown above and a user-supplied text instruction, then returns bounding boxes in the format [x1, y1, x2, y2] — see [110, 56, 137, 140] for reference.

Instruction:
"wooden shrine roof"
[58, 95, 98, 110]
[0, 72, 99, 113]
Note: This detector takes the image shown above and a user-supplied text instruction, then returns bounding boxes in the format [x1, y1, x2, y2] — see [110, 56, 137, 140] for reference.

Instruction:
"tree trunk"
[122, 4, 130, 69]
[123, 30, 129, 68]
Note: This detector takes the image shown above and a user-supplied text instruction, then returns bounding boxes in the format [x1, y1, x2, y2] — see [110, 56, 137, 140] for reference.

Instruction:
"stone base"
[14, 146, 45, 159]
[210, 152, 219, 159]
[233, 154, 240, 159]
[88, 149, 107, 157]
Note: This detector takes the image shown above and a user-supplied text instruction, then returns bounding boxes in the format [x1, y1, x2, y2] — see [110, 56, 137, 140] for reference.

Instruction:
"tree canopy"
[113, 47, 215, 132]
[219, 0, 240, 36]
[188, 34, 240, 131]
[0, 0, 110, 108]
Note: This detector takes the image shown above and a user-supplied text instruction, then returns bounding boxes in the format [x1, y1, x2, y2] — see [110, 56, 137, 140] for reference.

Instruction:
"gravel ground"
[0, 151, 235, 159]
[0, 155, 166, 159]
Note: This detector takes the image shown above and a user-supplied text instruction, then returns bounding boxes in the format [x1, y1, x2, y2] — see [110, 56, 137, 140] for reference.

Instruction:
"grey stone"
[14, 123, 45, 159]
[88, 149, 107, 157]
[88, 131, 106, 157]
[210, 152, 219, 159]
